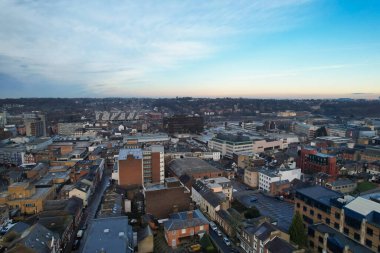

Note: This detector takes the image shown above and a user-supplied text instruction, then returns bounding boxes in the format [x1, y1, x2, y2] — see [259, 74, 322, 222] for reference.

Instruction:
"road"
[209, 227, 233, 253]
[231, 180, 294, 231]
[70, 174, 109, 253]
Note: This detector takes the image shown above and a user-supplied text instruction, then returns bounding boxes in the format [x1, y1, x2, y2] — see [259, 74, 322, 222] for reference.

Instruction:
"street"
[209, 227, 233, 253]
[70, 174, 110, 253]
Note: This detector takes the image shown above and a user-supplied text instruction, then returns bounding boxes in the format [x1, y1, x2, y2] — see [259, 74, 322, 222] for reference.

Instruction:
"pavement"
[231, 179, 294, 232]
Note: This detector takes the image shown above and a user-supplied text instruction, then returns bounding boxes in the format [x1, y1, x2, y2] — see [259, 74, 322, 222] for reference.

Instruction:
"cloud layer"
[0, 0, 316, 97]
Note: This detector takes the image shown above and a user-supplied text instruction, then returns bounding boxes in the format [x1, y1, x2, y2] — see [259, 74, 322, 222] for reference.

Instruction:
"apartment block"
[113, 145, 164, 187]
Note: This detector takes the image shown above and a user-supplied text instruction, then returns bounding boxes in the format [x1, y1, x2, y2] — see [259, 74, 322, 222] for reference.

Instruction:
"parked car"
[72, 239, 80, 250]
[250, 196, 258, 202]
[76, 229, 84, 239]
[223, 237, 231, 246]
[217, 229, 222, 236]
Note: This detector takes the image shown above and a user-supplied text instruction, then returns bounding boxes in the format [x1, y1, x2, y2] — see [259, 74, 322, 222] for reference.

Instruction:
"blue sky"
[0, 0, 379, 98]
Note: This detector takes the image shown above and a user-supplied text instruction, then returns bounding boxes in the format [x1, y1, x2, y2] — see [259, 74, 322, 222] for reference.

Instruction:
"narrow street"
[69, 174, 109, 253]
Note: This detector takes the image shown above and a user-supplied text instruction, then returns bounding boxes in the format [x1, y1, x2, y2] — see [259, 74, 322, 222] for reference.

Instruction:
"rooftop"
[296, 186, 343, 207]
[118, 148, 143, 160]
[168, 157, 221, 177]
[164, 209, 208, 231]
[310, 223, 372, 253]
[265, 237, 297, 253]
[82, 216, 133, 253]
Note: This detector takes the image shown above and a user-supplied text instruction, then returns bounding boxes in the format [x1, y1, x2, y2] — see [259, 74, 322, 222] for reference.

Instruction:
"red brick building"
[163, 209, 209, 247]
[297, 147, 338, 177]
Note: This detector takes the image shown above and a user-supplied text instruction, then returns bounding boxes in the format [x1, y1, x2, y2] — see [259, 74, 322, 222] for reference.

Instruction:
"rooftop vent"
[104, 228, 110, 233]
[118, 232, 125, 237]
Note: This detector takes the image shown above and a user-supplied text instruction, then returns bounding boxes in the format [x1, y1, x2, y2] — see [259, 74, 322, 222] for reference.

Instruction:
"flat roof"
[344, 197, 380, 217]
[296, 186, 343, 207]
[118, 149, 142, 160]
[82, 216, 133, 253]
[169, 158, 220, 176]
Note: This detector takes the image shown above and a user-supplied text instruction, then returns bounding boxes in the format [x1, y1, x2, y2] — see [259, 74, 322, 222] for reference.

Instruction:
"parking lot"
[232, 180, 294, 231]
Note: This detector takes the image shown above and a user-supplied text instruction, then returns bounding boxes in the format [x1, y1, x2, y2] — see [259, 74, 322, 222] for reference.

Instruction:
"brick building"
[144, 177, 191, 219]
[113, 146, 164, 188]
[297, 147, 338, 177]
[163, 209, 209, 247]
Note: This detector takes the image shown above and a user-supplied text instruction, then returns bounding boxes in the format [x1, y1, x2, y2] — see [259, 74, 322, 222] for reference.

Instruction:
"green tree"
[244, 207, 261, 219]
[289, 211, 308, 248]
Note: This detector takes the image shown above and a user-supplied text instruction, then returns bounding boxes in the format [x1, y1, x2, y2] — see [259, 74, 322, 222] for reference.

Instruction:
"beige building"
[244, 168, 259, 188]
[0, 182, 55, 215]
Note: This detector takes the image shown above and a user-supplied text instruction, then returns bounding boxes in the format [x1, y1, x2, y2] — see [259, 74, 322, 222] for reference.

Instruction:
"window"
[200, 225, 204, 230]
[325, 218, 330, 224]
[182, 229, 186, 234]
[319, 236, 323, 243]
[317, 214, 322, 219]
[310, 209, 314, 216]
[335, 212, 340, 219]
[318, 246, 323, 253]
[303, 206, 307, 211]
[334, 222, 339, 229]
[254, 242, 257, 249]
[343, 227, 349, 235]
[354, 233, 360, 241]
[309, 241, 314, 247]
[366, 239, 372, 248]
[367, 227, 373, 236]
[297, 203, 300, 208]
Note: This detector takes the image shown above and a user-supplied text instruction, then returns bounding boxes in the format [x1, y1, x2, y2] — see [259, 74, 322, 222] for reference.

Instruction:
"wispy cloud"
[0, 0, 315, 96]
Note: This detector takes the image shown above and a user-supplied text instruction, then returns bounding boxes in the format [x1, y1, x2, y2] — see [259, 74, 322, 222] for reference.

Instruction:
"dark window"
[325, 218, 330, 224]
[354, 233, 360, 241]
[366, 239, 372, 248]
[297, 203, 300, 208]
[319, 236, 323, 243]
[308, 227, 315, 237]
[335, 212, 340, 219]
[317, 214, 322, 219]
[343, 227, 349, 235]
[318, 246, 323, 253]
[303, 206, 307, 211]
[309, 241, 314, 248]
[334, 222, 339, 229]
[310, 209, 314, 216]
[367, 227, 373, 236]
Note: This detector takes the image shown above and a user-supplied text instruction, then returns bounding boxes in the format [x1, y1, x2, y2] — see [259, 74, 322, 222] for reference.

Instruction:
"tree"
[289, 211, 308, 248]
[244, 207, 261, 219]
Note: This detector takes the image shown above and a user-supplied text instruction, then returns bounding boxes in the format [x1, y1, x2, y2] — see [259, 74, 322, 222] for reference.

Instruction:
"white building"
[258, 168, 301, 192]
[69, 182, 91, 207]
[293, 122, 318, 139]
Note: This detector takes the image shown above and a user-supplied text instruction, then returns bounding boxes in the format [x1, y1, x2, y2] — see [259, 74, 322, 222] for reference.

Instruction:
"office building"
[297, 147, 338, 177]
[163, 115, 204, 134]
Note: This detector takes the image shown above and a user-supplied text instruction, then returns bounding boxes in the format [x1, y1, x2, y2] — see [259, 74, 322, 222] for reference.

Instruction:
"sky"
[0, 0, 379, 99]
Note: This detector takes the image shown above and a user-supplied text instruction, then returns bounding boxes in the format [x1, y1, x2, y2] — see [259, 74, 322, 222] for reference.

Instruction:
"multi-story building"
[144, 177, 191, 219]
[191, 180, 230, 221]
[0, 182, 55, 214]
[23, 112, 46, 137]
[163, 115, 204, 134]
[295, 186, 380, 252]
[238, 220, 302, 253]
[57, 122, 83, 136]
[209, 134, 288, 158]
[293, 122, 318, 139]
[258, 168, 301, 192]
[297, 147, 338, 177]
[244, 168, 259, 188]
[112, 145, 164, 187]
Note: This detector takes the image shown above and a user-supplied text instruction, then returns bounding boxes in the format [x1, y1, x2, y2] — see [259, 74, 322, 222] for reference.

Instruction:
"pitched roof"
[192, 180, 225, 207]
[266, 237, 297, 253]
[164, 209, 208, 231]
